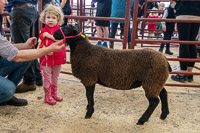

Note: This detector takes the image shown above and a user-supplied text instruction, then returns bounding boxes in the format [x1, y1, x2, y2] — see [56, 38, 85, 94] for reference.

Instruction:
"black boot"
[187, 75, 193, 82]
[109, 42, 114, 49]
[159, 47, 163, 53]
[171, 74, 187, 83]
[36, 78, 43, 86]
[165, 49, 173, 55]
[0, 96, 28, 106]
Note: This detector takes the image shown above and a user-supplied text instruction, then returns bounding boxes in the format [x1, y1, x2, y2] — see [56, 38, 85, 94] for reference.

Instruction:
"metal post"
[122, 0, 131, 49]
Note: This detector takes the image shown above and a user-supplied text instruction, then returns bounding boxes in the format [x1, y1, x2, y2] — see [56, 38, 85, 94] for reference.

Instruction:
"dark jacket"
[175, 1, 200, 16]
[166, 6, 175, 32]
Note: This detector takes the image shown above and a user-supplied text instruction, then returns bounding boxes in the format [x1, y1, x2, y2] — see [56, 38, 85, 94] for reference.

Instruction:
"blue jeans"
[0, 76, 16, 103]
[0, 57, 31, 103]
[11, 6, 42, 84]
[109, 23, 131, 43]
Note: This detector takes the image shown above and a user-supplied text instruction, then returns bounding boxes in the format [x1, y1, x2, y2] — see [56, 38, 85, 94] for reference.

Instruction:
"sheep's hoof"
[136, 122, 144, 125]
[85, 111, 93, 119]
[85, 115, 92, 119]
[136, 120, 145, 125]
[160, 112, 169, 120]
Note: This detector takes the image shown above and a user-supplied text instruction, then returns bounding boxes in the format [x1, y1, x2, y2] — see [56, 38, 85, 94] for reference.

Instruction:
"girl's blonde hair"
[40, 4, 64, 26]
[158, 3, 165, 8]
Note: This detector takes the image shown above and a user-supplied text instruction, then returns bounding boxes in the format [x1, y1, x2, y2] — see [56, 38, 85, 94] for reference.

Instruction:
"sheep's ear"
[72, 25, 79, 35]
[68, 24, 74, 28]
[74, 21, 80, 31]
[54, 28, 64, 40]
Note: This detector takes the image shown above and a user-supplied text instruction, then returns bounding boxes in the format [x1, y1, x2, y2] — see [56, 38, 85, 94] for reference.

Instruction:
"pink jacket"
[39, 25, 66, 66]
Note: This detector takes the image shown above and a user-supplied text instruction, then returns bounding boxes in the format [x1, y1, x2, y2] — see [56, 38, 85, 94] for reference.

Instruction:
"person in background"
[171, 1, 200, 83]
[39, 4, 66, 105]
[109, 0, 134, 49]
[93, 0, 111, 47]
[155, 2, 165, 37]
[43, 0, 60, 7]
[147, 7, 159, 38]
[61, 0, 72, 27]
[139, 1, 158, 35]
[158, 0, 176, 55]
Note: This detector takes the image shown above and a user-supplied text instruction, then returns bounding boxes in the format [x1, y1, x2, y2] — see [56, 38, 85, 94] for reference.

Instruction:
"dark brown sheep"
[54, 25, 171, 125]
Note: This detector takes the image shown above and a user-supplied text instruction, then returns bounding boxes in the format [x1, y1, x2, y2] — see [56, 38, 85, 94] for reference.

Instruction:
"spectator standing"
[61, 0, 72, 27]
[93, 0, 112, 47]
[109, 0, 134, 49]
[171, 1, 200, 82]
[158, 1, 176, 55]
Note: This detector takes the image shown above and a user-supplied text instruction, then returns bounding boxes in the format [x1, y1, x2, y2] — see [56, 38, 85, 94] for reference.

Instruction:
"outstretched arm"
[12, 37, 37, 49]
[13, 40, 65, 62]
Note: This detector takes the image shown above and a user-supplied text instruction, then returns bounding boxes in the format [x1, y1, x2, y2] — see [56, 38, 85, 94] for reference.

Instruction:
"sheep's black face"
[54, 24, 80, 41]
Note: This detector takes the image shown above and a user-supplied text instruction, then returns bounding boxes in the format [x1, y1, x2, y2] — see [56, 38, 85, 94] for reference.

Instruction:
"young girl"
[39, 4, 65, 105]
[147, 7, 159, 38]
[155, 3, 165, 37]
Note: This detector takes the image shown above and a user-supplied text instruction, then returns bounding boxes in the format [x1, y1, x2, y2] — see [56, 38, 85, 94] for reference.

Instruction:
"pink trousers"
[41, 65, 61, 89]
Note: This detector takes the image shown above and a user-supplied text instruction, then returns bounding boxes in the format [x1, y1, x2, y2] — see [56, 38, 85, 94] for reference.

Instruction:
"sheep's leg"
[159, 87, 169, 120]
[137, 98, 159, 125]
[85, 85, 95, 119]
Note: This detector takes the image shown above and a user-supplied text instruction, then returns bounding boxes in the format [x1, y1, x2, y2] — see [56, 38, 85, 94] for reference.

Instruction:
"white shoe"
[172, 66, 180, 71]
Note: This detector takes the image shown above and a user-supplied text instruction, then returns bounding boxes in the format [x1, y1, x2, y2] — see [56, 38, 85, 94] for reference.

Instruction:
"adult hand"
[25, 37, 37, 49]
[162, 27, 166, 32]
[48, 40, 65, 53]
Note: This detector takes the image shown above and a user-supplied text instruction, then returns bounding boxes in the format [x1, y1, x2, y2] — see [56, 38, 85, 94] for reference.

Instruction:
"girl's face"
[45, 13, 58, 27]
[159, 5, 165, 10]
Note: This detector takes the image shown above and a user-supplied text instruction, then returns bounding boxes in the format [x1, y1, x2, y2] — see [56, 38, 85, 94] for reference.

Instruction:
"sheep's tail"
[167, 62, 172, 72]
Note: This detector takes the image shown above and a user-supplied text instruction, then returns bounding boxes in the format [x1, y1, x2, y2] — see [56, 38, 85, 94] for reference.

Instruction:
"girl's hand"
[47, 52, 53, 56]
[43, 32, 56, 41]
[43, 32, 51, 38]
